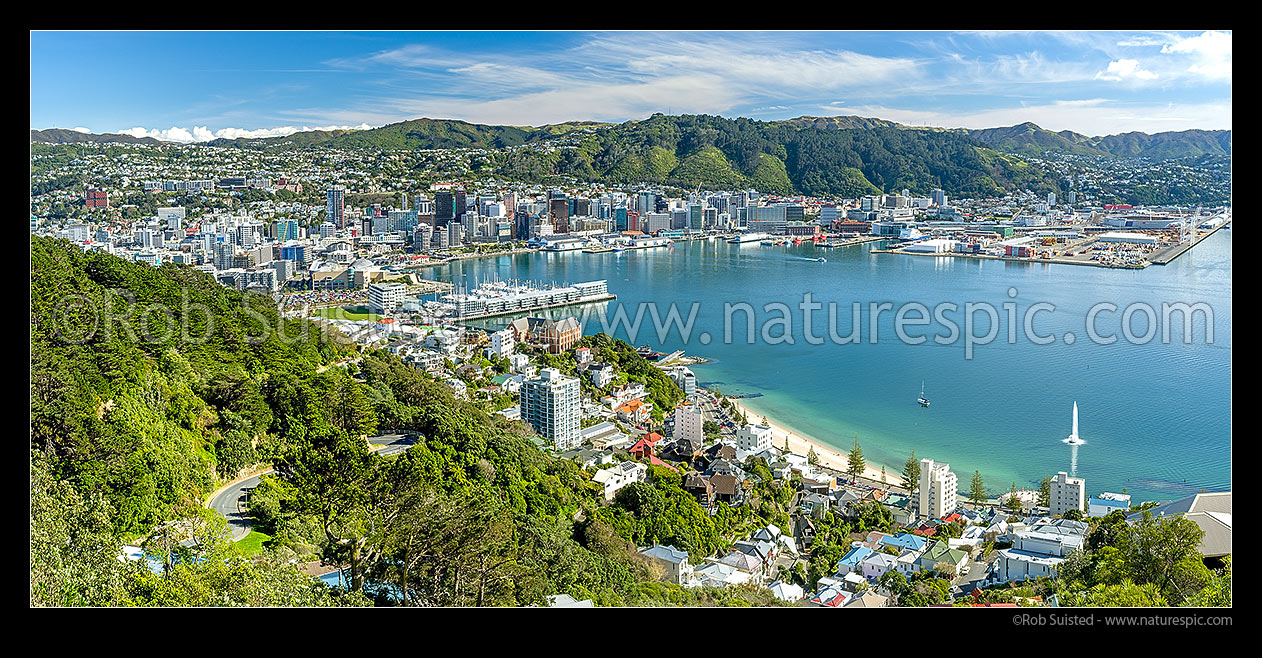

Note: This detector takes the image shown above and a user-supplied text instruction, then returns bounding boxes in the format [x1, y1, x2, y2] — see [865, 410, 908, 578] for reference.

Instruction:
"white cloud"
[301, 35, 922, 127]
[1162, 30, 1231, 81]
[1095, 59, 1159, 82]
[113, 124, 374, 143]
[71, 126, 91, 133]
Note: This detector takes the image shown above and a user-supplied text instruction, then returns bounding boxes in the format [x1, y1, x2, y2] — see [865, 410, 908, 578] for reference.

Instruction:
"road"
[204, 433, 421, 543]
[211, 470, 273, 542]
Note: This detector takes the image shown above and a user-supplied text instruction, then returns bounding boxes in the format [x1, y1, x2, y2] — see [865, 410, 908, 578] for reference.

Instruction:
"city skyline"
[30, 30, 1231, 141]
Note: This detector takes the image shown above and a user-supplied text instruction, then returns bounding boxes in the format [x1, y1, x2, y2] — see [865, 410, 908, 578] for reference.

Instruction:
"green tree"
[1037, 473, 1052, 508]
[902, 451, 920, 492]
[846, 435, 865, 483]
[275, 427, 383, 593]
[30, 459, 130, 606]
[1003, 482, 1023, 513]
[968, 470, 987, 506]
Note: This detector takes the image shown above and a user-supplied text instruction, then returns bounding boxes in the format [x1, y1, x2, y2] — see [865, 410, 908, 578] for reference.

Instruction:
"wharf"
[1149, 221, 1231, 265]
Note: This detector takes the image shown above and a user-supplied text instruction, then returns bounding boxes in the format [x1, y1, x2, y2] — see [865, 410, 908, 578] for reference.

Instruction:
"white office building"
[737, 424, 774, 454]
[674, 403, 705, 447]
[1050, 471, 1085, 518]
[521, 368, 581, 451]
[919, 458, 958, 520]
[367, 281, 406, 315]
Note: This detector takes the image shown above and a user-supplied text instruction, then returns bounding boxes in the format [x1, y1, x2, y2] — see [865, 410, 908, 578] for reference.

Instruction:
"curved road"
[206, 433, 420, 542]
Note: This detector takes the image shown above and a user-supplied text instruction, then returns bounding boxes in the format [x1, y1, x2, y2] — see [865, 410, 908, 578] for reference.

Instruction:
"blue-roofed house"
[879, 533, 928, 552]
[835, 545, 874, 576]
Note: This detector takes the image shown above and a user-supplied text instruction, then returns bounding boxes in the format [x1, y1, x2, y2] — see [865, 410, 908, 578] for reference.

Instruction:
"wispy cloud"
[837, 98, 1231, 136]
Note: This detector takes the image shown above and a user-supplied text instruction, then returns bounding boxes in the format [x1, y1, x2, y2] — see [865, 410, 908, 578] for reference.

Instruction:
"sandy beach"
[726, 396, 904, 490]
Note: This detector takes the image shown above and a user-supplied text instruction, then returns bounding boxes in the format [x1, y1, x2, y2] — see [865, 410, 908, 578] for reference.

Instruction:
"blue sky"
[30, 30, 1232, 142]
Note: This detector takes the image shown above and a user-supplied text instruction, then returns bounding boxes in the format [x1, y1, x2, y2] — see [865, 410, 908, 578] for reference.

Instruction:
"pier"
[1149, 220, 1231, 265]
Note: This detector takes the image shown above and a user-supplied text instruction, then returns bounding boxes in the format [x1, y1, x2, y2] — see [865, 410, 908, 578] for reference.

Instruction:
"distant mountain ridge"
[965, 121, 1232, 160]
[33, 115, 1231, 161]
[30, 128, 162, 145]
[202, 118, 613, 150]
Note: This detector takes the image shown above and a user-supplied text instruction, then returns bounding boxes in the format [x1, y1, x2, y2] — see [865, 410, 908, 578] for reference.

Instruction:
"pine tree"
[1003, 481, 1023, 513]
[807, 445, 819, 466]
[902, 450, 920, 492]
[1038, 474, 1052, 508]
[968, 470, 986, 506]
[847, 434, 865, 484]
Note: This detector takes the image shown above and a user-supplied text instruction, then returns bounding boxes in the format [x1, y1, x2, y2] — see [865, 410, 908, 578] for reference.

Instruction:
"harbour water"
[421, 231, 1231, 503]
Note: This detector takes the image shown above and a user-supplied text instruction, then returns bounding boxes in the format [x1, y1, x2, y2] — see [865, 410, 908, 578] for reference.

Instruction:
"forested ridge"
[205, 114, 1066, 198]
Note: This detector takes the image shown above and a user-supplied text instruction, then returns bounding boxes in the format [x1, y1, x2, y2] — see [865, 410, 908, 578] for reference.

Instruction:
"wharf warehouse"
[903, 238, 958, 253]
[1097, 231, 1159, 246]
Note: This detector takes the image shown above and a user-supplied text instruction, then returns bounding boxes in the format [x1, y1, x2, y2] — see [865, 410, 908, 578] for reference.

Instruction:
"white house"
[860, 551, 899, 581]
[592, 461, 647, 501]
[640, 544, 692, 585]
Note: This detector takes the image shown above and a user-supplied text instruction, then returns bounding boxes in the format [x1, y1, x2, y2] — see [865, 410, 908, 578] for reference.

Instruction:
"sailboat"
[1064, 401, 1085, 445]
[917, 381, 931, 407]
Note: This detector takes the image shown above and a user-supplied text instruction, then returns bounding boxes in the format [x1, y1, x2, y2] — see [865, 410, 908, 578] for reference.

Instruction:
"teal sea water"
[421, 231, 1232, 503]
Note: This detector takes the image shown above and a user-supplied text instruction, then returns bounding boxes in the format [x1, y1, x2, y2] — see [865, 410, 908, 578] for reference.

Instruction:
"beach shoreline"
[724, 395, 904, 490]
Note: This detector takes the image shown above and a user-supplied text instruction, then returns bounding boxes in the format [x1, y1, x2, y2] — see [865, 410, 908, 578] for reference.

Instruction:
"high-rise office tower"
[326, 185, 346, 229]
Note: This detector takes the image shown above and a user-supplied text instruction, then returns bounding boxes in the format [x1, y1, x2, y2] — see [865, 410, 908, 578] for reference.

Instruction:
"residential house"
[811, 582, 853, 608]
[710, 473, 742, 505]
[691, 561, 752, 589]
[640, 544, 692, 585]
[860, 551, 899, 582]
[767, 580, 804, 603]
[919, 540, 969, 575]
[835, 546, 874, 577]
[586, 362, 615, 388]
[844, 591, 889, 608]
[617, 398, 652, 425]
[627, 432, 664, 459]
[683, 472, 716, 509]
[800, 491, 831, 520]
[592, 461, 648, 501]
[581, 421, 631, 450]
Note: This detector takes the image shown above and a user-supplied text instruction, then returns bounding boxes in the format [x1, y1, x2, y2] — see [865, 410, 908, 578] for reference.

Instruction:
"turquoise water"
[422, 231, 1231, 503]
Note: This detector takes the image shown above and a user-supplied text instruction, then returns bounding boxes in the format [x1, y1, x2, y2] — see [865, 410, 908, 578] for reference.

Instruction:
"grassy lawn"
[312, 305, 382, 322]
[235, 530, 273, 557]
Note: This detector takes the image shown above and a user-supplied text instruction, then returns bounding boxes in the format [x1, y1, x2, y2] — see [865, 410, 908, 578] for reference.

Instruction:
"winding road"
[206, 433, 421, 542]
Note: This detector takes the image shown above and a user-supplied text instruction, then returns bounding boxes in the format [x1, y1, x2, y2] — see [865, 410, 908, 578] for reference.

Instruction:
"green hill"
[199, 113, 1228, 196]
[967, 122, 1232, 160]
[31, 128, 163, 145]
